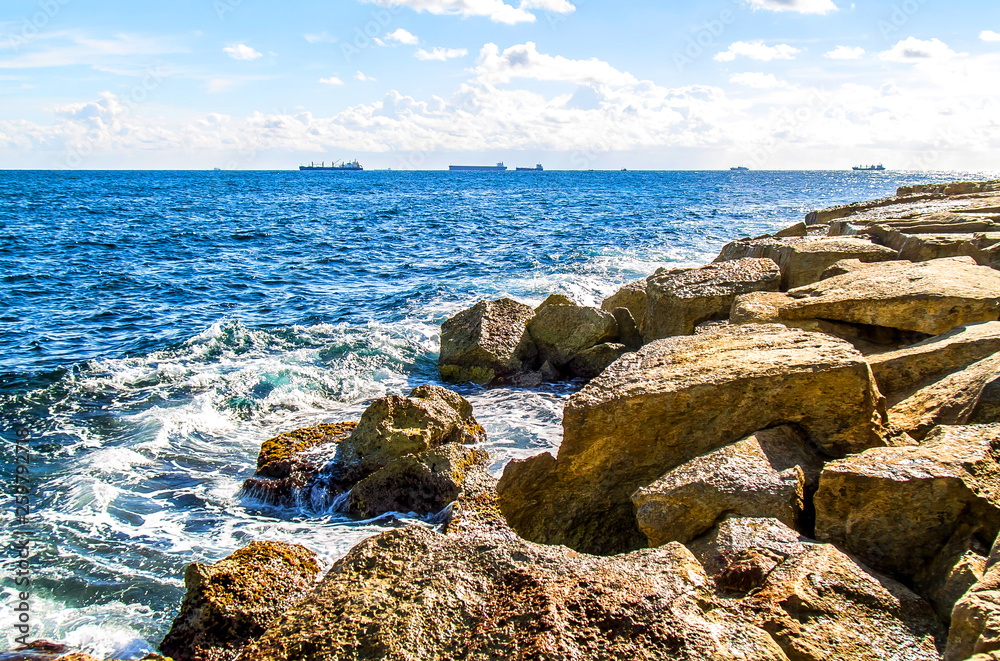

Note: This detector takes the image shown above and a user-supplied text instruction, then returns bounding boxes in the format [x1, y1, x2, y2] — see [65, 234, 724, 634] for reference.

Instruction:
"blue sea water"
[0, 169, 992, 658]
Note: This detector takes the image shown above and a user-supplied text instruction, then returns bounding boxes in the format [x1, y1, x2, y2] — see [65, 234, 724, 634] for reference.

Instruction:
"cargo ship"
[300, 160, 363, 171]
[516, 164, 544, 171]
[449, 162, 507, 172]
[852, 164, 885, 171]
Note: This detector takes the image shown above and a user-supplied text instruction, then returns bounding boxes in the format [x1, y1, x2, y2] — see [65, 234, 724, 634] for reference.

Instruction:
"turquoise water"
[0, 169, 990, 658]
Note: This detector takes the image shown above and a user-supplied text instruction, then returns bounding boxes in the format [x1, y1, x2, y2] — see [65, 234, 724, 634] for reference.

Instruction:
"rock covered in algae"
[159, 541, 320, 661]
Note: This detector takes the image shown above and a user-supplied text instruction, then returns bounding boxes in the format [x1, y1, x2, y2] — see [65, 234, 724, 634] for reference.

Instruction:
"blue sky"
[0, 0, 998, 169]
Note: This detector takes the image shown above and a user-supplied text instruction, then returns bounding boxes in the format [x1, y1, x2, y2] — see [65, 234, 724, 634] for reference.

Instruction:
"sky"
[0, 0, 998, 170]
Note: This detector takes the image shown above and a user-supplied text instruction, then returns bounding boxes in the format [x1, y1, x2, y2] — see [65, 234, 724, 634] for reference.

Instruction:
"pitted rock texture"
[438, 298, 536, 385]
[644, 258, 781, 341]
[160, 541, 320, 661]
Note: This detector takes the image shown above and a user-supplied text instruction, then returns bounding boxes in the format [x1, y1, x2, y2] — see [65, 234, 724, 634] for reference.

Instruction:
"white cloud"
[360, 0, 574, 25]
[355, 71, 377, 81]
[5, 41, 1000, 172]
[745, 0, 838, 14]
[415, 46, 468, 61]
[474, 42, 637, 86]
[384, 29, 420, 45]
[223, 44, 262, 61]
[825, 45, 864, 60]
[319, 76, 344, 85]
[729, 72, 789, 89]
[304, 32, 338, 44]
[0, 31, 187, 70]
[981, 30, 1000, 43]
[715, 41, 801, 62]
[880, 37, 963, 63]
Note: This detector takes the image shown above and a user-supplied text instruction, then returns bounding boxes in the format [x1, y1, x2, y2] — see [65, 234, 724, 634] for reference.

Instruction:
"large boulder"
[687, 517, 944, 661]
[439, 298, 536, 385]
[235, 520, 787, 660]
[815, 425, 1000, 591]
[601, 278, 648, 333]
[498, 323, 887, 555]
[633, 425, 822, 546]
[868, 321, 1000, 404]
[732, 257, 1000, 336]
[335, 384, 485, 481]
[525, 301, 618, 370]
[347, 443, 489, 518]
[160, 541, 320, 661]
[888, 353, 1000, 441]
[716, 236, 898, 290]
[240, 422, 356, 507]
[644, 258, 781, 341]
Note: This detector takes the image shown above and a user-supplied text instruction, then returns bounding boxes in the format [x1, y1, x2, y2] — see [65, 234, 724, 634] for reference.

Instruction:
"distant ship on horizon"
[516, 164, 544, 171]
[449, 162, 508, 172]
[852, 164, 886, 171]
[731, 166, 750, 171]
[300, 159, 364, 171]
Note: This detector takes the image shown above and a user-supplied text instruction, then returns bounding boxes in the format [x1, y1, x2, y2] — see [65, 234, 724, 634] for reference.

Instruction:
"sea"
[0, 169, 992, 658]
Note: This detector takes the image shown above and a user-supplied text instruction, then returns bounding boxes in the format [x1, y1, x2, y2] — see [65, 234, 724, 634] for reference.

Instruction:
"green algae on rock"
[160, 541, 320, 661]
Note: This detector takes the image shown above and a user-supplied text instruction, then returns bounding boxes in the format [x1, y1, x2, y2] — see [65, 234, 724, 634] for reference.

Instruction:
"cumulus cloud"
[415, 47, 468, 61]
[729, 72, 789, 89]
[981, 30, 1000, 42]
[384, 28, 420, 45]
[223, 44, 262, 61]
[880, 37, 963, 63]
[715, 41, 801, 62]
[745, 0, 838, 14]
[360, 0, 574, 25]
[319, 76, 344, 85]
[474, 42, 637, 86]
[824, 45, 864, 60]
[355, 71, 377, 81]
[5, 41, 999, 171]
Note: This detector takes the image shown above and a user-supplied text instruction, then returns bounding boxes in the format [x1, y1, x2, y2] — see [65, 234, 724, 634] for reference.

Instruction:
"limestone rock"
[601, 278, 647, 334]
[947, 536, 1000, 661]
[240, 422, 356, 507]
[732, 257, 1000, 335]
[335, 384, 485, 481]
[814, 424, 1000, 587]
[525, 301, 618, 369]
[644, 258, 781, 341]
[889, 353, 1000, 441]
[972, 375, 1000, 424]
[633, 426, 822, 546]
[774, 221, 808, 238]
[611, 306, 642, 350]
[160, 541, 320, 661]
[868, 321, 1000, 403]
[567, 342, 628, 379]
[498, 323, 886, 555]
[898, 233, 986, 263]
[536, 293, 575, 309]
[439, 298, 536, 385]
[687, 517, 945, 661]
[235, 523, 787, 661]
[347, 443, 489, 518]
